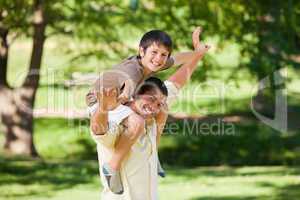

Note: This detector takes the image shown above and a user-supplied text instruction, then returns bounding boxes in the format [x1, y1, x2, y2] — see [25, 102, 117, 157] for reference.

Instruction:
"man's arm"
[90, 105, 108, 135]
[90, 88, 119, 135]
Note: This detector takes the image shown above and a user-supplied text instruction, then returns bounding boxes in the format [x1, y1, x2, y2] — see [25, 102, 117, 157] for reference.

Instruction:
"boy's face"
[139, 42, 170, 72]
[134, 89, 167, 118]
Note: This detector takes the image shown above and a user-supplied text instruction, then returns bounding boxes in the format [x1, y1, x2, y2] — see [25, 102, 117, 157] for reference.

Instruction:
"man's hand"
[192, 26, 211, 54]
[97, 87, 119, 111]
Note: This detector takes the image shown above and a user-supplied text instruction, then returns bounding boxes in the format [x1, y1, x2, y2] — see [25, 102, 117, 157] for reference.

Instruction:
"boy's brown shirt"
[86, 55, 174, 106]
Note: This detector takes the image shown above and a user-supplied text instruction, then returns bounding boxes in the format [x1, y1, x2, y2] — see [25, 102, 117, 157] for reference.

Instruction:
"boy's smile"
[139, 42, 170, 72]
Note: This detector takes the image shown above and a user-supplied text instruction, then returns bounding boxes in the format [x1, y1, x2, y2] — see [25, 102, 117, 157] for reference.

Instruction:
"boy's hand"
[192, 26, 211, 54]
[117, 80, 133, 104]
[96, 87, 119, 111]
[117, 90, 131, 104]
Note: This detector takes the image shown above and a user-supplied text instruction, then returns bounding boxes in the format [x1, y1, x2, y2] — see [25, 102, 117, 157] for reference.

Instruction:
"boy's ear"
[139, 47, 145, 57]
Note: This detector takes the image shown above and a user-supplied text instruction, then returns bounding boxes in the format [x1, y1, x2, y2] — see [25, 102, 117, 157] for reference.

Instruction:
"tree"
[130, 0, 300, 111]
[0, 0, 142, 157]
[0, 0, 46, 156]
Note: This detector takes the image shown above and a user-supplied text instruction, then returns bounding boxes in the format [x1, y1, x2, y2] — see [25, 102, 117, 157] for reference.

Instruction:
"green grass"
[0, 159, 299, 200]
[33, 118, 95, 160]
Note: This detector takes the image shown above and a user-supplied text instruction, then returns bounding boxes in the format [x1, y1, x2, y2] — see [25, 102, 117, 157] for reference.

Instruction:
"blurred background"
[0, 0, 299, 199]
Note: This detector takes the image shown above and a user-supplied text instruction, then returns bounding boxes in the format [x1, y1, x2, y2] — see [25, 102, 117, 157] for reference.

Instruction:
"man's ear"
[139, 47, 145, 57]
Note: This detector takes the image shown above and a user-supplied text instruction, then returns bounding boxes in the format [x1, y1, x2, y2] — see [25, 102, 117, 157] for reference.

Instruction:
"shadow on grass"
[159, 116, 300, 167]
[189, 183, 300, 200]
[190, 196, 268, 200]
[164, 166, 300, 182]
[0, 158, 99, 198]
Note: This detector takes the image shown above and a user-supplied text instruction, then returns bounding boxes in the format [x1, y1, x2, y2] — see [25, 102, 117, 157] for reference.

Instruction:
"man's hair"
[135, 77, 168, 97]
[139, 30, 173, 55]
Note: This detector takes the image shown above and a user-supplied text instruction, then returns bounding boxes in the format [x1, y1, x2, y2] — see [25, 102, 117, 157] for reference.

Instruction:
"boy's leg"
[107, 112, 145, 170]
[102, 112, 144, 194]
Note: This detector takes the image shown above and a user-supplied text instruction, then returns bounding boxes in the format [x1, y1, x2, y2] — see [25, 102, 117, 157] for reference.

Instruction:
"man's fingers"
[109, 88, 118, 97]
[103, 87, 118, 97]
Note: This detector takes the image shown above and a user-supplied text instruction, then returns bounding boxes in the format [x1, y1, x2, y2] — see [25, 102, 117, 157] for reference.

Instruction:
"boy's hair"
[135, 77, 168, 97]
[139, 30, 173, 55]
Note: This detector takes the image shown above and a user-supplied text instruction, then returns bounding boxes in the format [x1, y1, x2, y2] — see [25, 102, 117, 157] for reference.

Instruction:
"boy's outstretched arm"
[168, 49, 208, 89]
[156, 28, 210, 143]
[169, 48, 210, 90]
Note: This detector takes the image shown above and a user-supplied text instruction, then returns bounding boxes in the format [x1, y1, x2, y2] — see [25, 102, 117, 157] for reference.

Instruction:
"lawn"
[0, 116, 299, 200]
[0, 159, 299, 200]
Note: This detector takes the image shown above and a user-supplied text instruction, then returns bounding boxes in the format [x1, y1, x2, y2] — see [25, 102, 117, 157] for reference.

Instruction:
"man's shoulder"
[108, 104, 134, 125]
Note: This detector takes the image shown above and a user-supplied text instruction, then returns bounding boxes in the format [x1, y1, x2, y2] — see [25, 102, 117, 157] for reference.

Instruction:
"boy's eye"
[151, 51, 157, 55]
[162, 54, 167, 57]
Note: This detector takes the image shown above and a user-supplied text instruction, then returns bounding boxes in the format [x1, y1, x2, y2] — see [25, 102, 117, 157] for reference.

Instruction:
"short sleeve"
[164, 80, 179, 105]
[115, 59, 144, 89]
[87, 102, 98, 116]
[87, 104, 133, 124]
[89, 105, 133, 147]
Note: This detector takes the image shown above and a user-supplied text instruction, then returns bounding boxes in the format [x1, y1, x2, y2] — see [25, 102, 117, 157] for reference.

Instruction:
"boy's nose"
[154, 54, 163, 62]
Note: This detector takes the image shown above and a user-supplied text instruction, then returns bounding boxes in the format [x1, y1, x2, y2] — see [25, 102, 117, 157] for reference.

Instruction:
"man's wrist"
[97, 102, 109, 113]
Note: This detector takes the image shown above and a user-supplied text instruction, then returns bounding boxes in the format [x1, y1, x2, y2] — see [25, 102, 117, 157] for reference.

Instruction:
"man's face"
[134, 89, 167, 118]
[139, 42, 170, 72]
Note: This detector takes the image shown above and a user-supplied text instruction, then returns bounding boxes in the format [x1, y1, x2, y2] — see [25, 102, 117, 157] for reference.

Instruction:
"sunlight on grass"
[0, 162, 299, 200]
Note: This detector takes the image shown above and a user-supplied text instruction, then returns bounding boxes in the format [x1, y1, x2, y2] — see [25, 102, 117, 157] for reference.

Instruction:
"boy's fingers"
[193, 26, 202, 36]
[192, 26, 202, 49]
[192, 28, 201, 42]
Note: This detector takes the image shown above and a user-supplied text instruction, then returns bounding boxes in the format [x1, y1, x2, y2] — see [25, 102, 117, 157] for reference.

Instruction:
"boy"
[88, 27, 210, 194]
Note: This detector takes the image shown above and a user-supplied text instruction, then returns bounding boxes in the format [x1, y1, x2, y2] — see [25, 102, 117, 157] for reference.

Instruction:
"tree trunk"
[0, 28, 8, 86]
[0, 87, 38, 156]
[0, 0, 46, 157]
